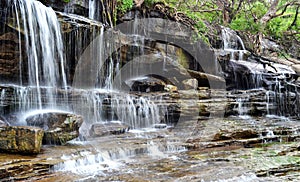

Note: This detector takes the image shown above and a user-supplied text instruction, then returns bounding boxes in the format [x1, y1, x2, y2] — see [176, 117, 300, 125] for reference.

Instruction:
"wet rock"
[153, 123, 167, 129]
[0, 116, 9, 127]
[163, 104, 181, 125]
[182, 79, 198, 90]
[213, 129, 259, 141]
[164, 84, 178, 92]
[0, 32, 24, 83]
[291, 64, 300, 76]
[0, 126, 44, 154]
[39, 0, 116, 24]
[26, 112, 83, 145]
[125, 76, 166, 92]
[89, 122, 130, 137]
[0, 120, 8, 127]
[187, 69, 226, 89]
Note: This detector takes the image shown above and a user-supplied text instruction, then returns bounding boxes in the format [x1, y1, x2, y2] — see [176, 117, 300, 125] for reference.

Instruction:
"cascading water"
[221, 26, 246, 61]
[2, 0, 67, 112]
[221, 27, 298, 119]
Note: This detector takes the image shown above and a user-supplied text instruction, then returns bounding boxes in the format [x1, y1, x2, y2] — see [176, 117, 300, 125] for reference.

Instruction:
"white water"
[75, 89, 161, 135]
[11, 0, 67, 110]
[221, 27, 245, 51]
[0, 89, 5, 106]
[53, 150, 122, 175]
[89, 0, 97, 20]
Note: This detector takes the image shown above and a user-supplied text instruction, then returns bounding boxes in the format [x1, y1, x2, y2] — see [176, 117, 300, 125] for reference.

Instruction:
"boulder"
[292, 64, 300, 76]
[182, 78, 198, 90]
[164, 84, 178, 92]
[213, 129, 259, 141]
[0, 126, 44, 154]
[89, 122, 130, 137]
[125, 76, 166, 92]
[26, 112, 83, 145]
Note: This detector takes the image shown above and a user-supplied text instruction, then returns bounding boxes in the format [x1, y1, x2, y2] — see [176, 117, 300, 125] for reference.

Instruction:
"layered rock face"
[0, 33, 24, 83]
[26, 112, 83, 145]
[0, 126, 43, 154]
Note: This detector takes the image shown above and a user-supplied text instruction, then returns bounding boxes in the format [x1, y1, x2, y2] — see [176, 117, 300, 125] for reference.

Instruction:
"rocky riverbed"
[0, 0, 300, 181]
[1, 92, 300, 181]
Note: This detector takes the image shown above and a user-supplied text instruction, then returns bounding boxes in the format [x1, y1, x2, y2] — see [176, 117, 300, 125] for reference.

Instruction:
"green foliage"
[117, 0, 134, 14]
[229, 2, 267, 34]
[116, 0, 299, 49]
[144, 0, 161, 6]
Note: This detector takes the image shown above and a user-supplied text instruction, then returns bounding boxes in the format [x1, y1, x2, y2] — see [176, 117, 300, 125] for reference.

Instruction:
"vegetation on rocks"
[116, 0, 299, 57]
[117, 0, 134, 13]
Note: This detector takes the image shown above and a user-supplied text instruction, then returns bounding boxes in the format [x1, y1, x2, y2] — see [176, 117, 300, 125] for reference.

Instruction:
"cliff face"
[0, 32, 25, 84]
[0, 0, 299, 118]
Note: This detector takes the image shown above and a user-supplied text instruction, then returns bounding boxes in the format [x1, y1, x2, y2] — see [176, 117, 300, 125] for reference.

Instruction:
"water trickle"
[0, 89, 6, 115]
[53, 150, 121, 175]
[236, 97, 250, 118]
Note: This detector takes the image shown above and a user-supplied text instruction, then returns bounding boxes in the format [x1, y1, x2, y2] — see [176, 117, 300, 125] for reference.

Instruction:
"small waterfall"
[89, 0, 98, 20]
[112, 95, 160, 128]
[53, 150, 122, 175]
[0, 89, 5, 115]
[6, 0, 67, 110]
[221, 27, 247, 62]
[237, 97, 248, 116]
[222, 27, 245, 51]
[75, 89, 161, 132]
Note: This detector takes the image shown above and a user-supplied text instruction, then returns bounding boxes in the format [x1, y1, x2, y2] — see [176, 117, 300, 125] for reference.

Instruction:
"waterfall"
[236, 97, 250, 117]
[74, 89, 161, 136]
[0, 89, 5, 115]
[221, 27, 245, 51]
[8, 0, 67, 110]
[89, 0, 98, 20]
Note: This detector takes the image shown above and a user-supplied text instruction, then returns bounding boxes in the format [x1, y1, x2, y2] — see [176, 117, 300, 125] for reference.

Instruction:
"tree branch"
[288, 5, 299, 29]
[192, 8, 223, 13]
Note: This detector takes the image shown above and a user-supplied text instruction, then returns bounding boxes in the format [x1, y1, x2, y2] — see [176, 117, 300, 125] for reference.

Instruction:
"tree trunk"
[256, 0, 279, 55]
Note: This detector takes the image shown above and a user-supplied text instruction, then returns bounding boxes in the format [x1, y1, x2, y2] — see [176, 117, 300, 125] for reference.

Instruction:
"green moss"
[176, 48, 189, 69]
[117, 0, 134, 14]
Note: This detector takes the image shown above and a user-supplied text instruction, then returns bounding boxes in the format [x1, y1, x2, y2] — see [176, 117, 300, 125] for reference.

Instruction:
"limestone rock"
[26, 112, 83, 145]
[182, 78, 198, 90]
[125, 76, 166, 92]
[291, 64, 300, 76]
[0, 126, 44, 154]
[0, 32, 23, 82]
[164, 84, 178, 92]
[213, 129, 259, 141]
[90, 122, 130, 137]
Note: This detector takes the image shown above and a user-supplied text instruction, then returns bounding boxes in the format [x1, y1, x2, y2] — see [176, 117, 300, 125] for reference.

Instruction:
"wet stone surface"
[1, 115, 300, 181]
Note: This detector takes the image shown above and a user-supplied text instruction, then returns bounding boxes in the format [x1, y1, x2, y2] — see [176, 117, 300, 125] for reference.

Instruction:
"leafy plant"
[117, 0, 134, 14]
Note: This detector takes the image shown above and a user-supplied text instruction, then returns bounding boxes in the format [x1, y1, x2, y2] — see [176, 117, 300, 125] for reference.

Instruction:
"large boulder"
[125, 76, 167, 92]
[26, 112, 83, 145]
[0, 126, 44, 154]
